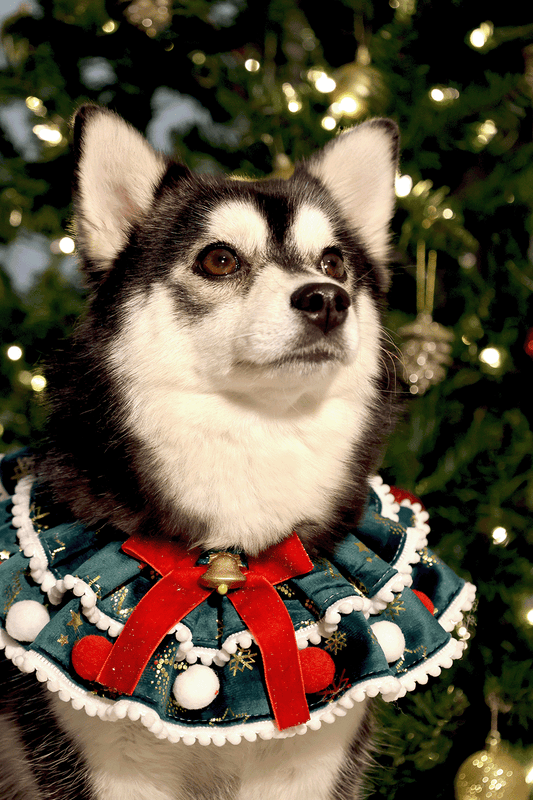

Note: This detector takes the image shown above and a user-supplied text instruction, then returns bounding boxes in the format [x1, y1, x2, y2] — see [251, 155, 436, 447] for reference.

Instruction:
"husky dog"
[0, 107, 399, 799]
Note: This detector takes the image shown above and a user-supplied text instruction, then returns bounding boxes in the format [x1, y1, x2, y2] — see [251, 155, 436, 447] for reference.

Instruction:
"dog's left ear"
[72, 105, 169, 277]
[306, 119, 399, 275]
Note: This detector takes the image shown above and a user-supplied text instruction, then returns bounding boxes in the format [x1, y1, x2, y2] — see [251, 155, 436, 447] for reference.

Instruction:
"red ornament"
[524, 328, 533, 358]
[390, 486, 425, 509]
[413, 590, 435, 615]
[72, 635, 113, 681]
[299, 647, 336, 694]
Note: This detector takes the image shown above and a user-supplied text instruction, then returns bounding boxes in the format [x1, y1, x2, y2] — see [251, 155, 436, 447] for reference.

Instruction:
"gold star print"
[57, 634, 69, 646]
[0, 550, 11, 561]
[67, 610, 83, 635]
[13, 456, 35, 482]
[228, 647, 256, 677]
[29, 503, 50, 532]
[355, 541, 370, 553]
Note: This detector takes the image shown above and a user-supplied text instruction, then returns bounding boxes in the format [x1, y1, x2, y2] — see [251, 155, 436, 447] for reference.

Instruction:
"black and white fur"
[1, 107, 399, 799]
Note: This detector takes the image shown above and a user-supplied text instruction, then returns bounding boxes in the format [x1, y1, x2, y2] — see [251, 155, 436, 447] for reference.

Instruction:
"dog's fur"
[0, 107, 399, 799]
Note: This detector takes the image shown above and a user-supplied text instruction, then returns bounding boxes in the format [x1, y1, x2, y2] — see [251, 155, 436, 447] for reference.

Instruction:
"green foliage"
[0, 1, 532, 796]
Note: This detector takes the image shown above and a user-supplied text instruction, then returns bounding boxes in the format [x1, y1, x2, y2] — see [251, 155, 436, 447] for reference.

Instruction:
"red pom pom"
[413, 590, 434, 615]
[299, 647, 336, 694]
[72, 635, 113, 681]
[389, 486, 425, 509]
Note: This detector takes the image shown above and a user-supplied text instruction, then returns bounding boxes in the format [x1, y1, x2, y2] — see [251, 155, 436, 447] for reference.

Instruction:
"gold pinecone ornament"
[399, 243, 454, 395]
[399, 312, 454, 395]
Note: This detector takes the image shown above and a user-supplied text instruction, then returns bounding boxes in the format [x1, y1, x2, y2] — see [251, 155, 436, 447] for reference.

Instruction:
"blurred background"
[0, 1, 532, 797]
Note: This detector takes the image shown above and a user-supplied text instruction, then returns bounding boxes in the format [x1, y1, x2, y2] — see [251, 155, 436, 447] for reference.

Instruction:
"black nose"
[290, 282, 351, 335]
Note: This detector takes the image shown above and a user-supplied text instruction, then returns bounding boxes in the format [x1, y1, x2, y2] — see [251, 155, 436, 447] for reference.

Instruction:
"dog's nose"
[290, 282, 351, 335]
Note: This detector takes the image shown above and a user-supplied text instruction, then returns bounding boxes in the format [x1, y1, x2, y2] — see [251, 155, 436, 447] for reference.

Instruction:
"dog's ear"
[72, 105, 169, 276]
[306, 119, 399, 277]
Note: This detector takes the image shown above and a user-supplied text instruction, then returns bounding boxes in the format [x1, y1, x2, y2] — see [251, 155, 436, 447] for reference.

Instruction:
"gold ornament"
[199, 552, 247, 595]
[454, 733, 529, 800]
[399, 242, 453, 395]
[454, 695, 530, 800]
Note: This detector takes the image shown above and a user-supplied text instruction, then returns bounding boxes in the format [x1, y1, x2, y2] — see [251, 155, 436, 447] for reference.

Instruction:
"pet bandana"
[0, 450, 475, 746]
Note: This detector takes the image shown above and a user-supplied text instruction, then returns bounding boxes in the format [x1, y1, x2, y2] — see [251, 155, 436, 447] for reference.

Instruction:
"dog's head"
[72, 106, 398, 407]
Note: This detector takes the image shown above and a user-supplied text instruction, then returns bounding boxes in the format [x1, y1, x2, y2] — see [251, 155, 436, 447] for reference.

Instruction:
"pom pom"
[389, 486, 425, 509]
[371, 620, 405, 663]
[72, 635, 113, 681]
[5, 600, 50, 642]
[413, 589, 435, 615]
[172, 664, 220, 710]
[299, 647, 336, 694]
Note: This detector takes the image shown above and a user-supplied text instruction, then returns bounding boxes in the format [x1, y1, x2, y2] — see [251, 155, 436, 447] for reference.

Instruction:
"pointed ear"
[307, 119, 399, 270]
[72, 105, 168, 274]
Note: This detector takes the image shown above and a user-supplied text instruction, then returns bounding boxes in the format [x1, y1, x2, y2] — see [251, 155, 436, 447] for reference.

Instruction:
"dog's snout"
[290, 282, 351, 335]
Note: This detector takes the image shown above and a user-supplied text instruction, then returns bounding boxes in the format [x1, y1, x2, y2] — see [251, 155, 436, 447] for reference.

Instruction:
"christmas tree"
[1, 1, 532, 797]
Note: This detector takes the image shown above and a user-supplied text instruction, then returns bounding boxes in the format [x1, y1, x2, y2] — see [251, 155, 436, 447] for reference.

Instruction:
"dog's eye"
[320, 250, 346, 280]
[198, 247, 239, 276]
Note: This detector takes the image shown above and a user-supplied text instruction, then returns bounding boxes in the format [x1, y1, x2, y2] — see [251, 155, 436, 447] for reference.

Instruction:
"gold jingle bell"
[199, 552, 247, 595]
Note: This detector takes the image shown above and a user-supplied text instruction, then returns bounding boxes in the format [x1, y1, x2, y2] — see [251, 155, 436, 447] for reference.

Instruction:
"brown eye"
[198, 247, 238, 276]
[320, 250, 346, 280]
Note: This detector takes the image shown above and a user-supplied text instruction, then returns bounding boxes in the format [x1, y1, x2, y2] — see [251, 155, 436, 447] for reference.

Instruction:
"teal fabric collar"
[0, 451, 475, 746]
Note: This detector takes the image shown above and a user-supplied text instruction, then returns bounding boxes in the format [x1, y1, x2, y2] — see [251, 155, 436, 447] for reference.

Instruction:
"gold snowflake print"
[228, 647, 257, 676]
[386, 596, 405, 619]
[324, 631, 347, 655]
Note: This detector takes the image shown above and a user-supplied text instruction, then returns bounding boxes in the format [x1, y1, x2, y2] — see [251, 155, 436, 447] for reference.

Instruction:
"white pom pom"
[5, 600, 50, 642]
[371, 620, 406, 663]
[172, 664, 220, 710]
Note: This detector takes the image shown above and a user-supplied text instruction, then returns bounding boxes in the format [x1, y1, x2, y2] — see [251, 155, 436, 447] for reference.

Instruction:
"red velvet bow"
[93, 533, 315, 731]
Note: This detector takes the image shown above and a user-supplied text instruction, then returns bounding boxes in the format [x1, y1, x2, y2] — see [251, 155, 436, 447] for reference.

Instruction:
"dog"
[0, 106, 438, 800]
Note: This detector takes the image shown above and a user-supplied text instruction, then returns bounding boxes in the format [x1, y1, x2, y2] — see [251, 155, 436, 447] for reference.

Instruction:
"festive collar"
[0, 450, 475, 746]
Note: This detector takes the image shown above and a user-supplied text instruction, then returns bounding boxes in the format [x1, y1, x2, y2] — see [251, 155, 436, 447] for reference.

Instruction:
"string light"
[58, 236, 75, 254]
[430, 86, 460, 103]
[244, 59, 260, 72]
[190, 51, 206, 65]
[33, 124, 63, 145]
[321, 116, 337, 131]
[476, 119, 497, 146]
[7, 346, 23, 361]
[395, 174, 413, 197]
[25, 96, 46, 116]
[479, 347, 503, 369]
[102, 20, 119, 33]
[469, 21, 493, 49]
[9, 210, 22, 227]
[308, 70, 336, 93]
[491, 526, 508, 545]
[30, 375, 46, 393]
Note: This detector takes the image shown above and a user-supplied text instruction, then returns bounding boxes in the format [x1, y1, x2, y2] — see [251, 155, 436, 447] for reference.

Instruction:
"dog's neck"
[128, 378, 369, 555]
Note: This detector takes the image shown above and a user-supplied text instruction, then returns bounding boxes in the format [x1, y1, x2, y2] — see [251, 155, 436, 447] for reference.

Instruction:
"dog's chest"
[54, 697, 368, 800]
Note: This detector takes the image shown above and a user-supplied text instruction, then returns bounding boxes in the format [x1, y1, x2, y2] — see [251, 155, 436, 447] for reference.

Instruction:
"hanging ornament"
[398, 242, 454, 395]
[454, 694, 529, 800]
